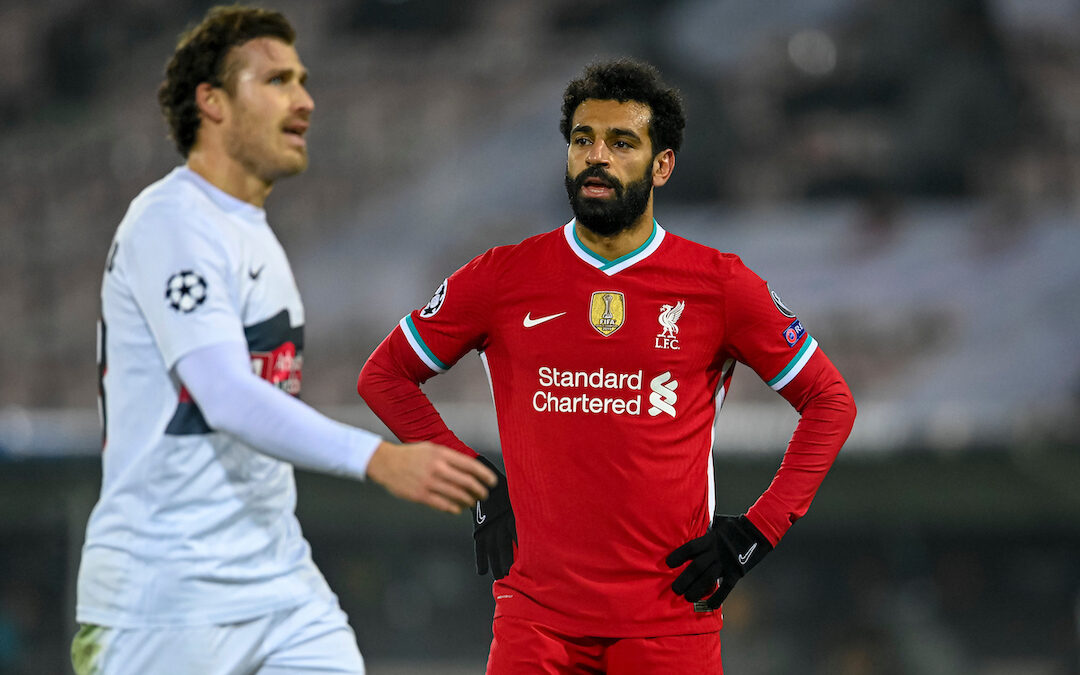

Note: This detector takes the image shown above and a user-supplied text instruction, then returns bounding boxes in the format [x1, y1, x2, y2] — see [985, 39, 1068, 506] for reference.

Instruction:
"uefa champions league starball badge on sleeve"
[165, 270, 209, 313]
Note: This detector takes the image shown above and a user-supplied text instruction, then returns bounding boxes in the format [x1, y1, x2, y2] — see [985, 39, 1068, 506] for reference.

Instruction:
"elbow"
[844, 384, 857, 429]
[830, 386, 857, 451]
[805, 379, 858, 438]
[829, 381, 857, 436]
[357, 358, 397, 407]
[357, 360, 377, 402]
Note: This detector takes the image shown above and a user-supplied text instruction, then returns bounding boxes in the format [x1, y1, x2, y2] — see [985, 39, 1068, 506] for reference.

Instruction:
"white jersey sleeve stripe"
[767, 335, 818, 391]
[398, 315, 449, 373]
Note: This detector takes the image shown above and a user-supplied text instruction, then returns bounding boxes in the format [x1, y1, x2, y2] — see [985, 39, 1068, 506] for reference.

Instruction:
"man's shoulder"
[133, 166, 202, 205]
[660, 228, 746, 273]
[501, 225, 564, 254]
[119, 169, 214, 239]
[465, 225, 564, 270]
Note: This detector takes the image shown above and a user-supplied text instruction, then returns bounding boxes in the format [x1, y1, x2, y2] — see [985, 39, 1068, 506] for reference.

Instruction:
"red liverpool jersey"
[366, 220, 847, 637]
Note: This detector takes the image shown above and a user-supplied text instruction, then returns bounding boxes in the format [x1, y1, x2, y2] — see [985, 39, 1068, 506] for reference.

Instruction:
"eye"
[268, 74, 285, 85]
[572, 136, 591, 146]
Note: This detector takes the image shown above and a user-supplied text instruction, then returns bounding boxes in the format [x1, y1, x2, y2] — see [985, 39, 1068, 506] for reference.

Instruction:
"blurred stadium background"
[1, 0, 1078, 673]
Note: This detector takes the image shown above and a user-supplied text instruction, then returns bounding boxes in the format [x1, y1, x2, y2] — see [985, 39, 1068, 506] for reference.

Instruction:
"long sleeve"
[176, 340, 381, 479]
[358, 327, 477, 457]
[744, 349, 857, 545]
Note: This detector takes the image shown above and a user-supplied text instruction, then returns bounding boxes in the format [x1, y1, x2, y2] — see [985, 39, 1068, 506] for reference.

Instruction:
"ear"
[195, 82, 226, 124]
[652, 148, 675, 187]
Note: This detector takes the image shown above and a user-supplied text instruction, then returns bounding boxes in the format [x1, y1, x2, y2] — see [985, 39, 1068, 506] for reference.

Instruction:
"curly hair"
[560, 59, 686, 156]
[157, 6, 296, 158]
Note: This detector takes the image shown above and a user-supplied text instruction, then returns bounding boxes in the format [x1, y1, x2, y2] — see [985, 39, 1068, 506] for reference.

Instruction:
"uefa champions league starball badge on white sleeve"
[165, 270, 209, 313]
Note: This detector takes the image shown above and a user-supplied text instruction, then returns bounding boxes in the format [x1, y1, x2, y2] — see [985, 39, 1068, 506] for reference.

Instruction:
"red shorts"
[487, 615, 722, 675]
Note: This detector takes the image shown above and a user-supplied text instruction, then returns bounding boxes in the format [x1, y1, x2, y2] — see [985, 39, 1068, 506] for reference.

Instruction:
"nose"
[586, 140, 610, 166]
[295, 84, 314, 114]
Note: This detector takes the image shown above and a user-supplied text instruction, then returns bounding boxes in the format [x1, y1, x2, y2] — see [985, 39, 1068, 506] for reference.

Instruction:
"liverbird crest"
[657, 300, 685, 339]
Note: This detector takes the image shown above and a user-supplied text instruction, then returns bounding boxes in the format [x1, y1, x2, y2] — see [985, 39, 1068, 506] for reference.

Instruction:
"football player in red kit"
[358, 59, 856, 674]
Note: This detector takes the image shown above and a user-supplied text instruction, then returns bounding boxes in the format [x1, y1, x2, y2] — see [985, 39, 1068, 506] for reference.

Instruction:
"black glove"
[666, 514, 772, 610]
[470, 455, 516, 580]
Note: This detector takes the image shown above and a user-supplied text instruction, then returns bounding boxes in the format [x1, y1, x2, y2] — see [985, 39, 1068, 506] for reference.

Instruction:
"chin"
[274, 156, 308, 179]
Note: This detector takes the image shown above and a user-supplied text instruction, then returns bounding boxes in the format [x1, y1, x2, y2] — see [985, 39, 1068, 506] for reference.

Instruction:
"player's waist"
[80, 530, 311, 572]
[75, 561, 331, 628]
[513, 527, 698, 583]
[492, 573, 722, 638]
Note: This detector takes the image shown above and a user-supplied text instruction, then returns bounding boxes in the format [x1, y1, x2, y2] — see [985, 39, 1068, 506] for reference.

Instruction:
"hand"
[366, 441, 497, 515]
[471, 455, 516, 579]
[666, 514, 772, 610]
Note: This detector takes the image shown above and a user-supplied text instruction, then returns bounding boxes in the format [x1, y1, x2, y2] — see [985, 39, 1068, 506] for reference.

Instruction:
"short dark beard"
[565, 163, 653, 237]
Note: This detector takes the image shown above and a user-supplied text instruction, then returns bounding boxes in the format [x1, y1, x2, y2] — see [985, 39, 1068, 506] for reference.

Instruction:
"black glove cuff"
[714, 514, 773, 576]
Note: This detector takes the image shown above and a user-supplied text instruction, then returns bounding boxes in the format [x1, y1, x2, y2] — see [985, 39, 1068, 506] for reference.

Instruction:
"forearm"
[746, 350, 857, 544]
[176, 341, 381, 480]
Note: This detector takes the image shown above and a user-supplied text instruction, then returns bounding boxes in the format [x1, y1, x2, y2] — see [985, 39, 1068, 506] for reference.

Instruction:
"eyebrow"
[266, 67, 308, 83]
[571, 124, 643, 142]
[609, 127, 643, 142]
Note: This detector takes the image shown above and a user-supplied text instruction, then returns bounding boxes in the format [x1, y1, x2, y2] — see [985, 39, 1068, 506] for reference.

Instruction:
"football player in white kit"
[71, 6, 497, 674]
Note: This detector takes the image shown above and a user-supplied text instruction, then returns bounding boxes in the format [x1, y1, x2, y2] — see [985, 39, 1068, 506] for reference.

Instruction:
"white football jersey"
[77, 167, 334, 628]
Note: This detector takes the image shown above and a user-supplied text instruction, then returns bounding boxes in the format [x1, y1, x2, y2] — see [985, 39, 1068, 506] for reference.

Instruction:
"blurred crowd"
[2, 0, 1079, 410]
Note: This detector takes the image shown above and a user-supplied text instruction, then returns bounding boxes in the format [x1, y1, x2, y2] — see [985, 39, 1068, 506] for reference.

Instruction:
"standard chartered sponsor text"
[533, 366, 643, 415]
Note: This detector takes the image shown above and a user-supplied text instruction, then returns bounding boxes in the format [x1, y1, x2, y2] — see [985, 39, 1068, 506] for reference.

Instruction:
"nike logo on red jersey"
[523, 312, 567, 328]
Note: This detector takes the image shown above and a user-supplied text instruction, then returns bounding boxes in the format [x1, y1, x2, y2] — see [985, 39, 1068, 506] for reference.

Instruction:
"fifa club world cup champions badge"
[590, 291, 625, 336]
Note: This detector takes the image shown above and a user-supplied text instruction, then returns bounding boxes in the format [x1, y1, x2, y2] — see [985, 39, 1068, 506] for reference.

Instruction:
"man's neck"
[574, 210, 655, 261]
[186, 149, 273, 208]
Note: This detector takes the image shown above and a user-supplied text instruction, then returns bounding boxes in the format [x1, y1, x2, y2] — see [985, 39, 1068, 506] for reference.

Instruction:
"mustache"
[570, 166, 624, 196]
